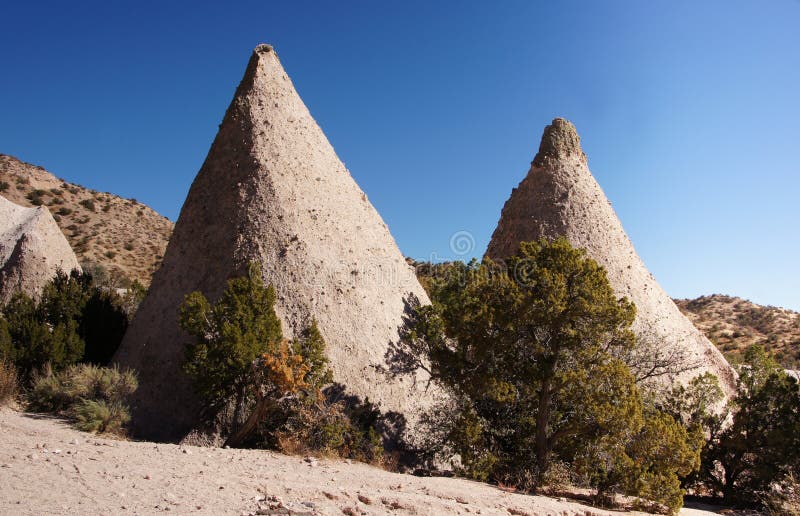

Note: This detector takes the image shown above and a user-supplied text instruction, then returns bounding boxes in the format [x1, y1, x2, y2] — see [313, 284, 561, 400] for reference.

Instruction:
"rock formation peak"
[532, 117, 586, 167]
[114, 46, 437, 442]
[487, 118, 736, 397]
[0, 196, 80, 303]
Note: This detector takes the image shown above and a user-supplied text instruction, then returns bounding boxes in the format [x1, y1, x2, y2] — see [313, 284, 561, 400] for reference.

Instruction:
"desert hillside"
[675, 295, 800, 369]
[0, 154, 173, 286]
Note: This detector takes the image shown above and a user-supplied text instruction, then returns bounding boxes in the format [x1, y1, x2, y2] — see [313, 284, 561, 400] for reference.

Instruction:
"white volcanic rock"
[0, 196, 81, 304]
[486, 118, 736, 395]
[114, 44, 435, 441]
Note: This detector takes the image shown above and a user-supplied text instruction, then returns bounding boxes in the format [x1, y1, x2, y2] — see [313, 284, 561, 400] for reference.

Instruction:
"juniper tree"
[394, 238, 701, 512]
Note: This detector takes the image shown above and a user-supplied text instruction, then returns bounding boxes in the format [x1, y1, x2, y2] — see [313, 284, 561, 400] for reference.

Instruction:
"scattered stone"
[357, 494, 372, 505]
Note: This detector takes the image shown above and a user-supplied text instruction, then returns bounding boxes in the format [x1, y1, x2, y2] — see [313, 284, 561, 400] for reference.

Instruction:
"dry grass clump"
[28, 363, 137, 435]
[0, 358, 19, 406]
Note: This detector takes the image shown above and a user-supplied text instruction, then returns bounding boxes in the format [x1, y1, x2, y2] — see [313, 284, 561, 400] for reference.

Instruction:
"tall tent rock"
[113, 45, 435, 441]
[486, 118, 736, 395]
[0, 196, 81, 303]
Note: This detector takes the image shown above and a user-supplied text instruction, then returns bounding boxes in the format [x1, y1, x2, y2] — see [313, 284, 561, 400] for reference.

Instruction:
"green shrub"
[0, 181, 9, 192]
[395, 238, 702, 513]
[57, 207, 73, 216]
[79, 199, 96, 212]
[27, 364, 137, 434]
[26, 189, 48, 205]
[697, 345, 800, 504]
[179, 263, 388, 463]
[0, 358, 19, 406]
[1, 270, 130, 380]
[72, 399, 130, 433]
[123, 242, 134, 251]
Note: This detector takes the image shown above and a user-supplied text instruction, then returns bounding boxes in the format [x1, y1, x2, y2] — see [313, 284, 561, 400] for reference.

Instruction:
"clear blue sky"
[1, 1, 798, 309]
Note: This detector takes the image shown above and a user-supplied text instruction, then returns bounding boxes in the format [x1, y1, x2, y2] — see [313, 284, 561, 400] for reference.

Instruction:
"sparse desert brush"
[27, 363, 137, 434]
[0, 358, 19, 406]
[72, 399, 130, 434]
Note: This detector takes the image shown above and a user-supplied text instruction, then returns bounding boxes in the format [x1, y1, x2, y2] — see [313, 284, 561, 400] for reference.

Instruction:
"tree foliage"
[395, 238, 702, 512]
[699, 345, 800, 504]
[179, 262, 393, 459]
[179, 262, 283, 412]
[0, 270, 130, 380]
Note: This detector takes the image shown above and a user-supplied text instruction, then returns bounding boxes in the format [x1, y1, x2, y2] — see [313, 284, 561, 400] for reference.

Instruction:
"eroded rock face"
[0, 196, 81, 303]
[114, 45, 435, 442]
[486, 118, 736, 395]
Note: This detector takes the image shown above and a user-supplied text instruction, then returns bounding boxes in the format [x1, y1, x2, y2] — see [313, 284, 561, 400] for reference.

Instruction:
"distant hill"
[675, 294, 800, 369]
[0, 154, 173, 286]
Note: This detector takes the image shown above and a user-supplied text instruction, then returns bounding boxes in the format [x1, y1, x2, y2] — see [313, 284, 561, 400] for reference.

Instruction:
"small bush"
[72, 399, 130, 433]
[102, 204, 111, 212]
[27, 364, 137, 434]
[123, 242, 134, 251]
[0, 358, 19, 406]
[762, 474, 800, 516]
[105, 250, 116, 259]
[0, 181, 9, 192]
[50, 188, 63, 196]
[79, 199, 96, 212]
[28, 365, 72, 412]
[57, 207, 73, 216]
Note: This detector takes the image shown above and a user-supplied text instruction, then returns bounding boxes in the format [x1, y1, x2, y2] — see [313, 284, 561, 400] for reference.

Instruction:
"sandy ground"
[0, 408, 720, 516]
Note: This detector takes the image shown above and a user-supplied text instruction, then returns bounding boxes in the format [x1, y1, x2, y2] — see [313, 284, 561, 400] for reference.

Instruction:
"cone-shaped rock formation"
[486, 118, 736, 394]
[0, 196, 81, 303]
[114, 45, 434, 441]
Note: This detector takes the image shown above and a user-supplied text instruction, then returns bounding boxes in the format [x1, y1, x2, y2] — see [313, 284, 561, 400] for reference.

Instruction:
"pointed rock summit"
[114, 45, 435, 441]
[0, 196, 81, 303]
[487, 118, 736, 394]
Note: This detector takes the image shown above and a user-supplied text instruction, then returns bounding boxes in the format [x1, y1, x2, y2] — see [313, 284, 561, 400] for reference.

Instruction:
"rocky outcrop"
[114, 44, 436, 442]
[0, 196, 81, 303]
[486, 118, 736, 395]
[0, 154, 173, 286]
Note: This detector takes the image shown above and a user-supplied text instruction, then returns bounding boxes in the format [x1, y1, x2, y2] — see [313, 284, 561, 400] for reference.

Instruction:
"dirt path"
[0, 408, 717, 515]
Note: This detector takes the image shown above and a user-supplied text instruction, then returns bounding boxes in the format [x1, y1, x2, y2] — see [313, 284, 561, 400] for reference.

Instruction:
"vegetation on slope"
[675, 294, 800, 369]
[0, 154, 173, 286]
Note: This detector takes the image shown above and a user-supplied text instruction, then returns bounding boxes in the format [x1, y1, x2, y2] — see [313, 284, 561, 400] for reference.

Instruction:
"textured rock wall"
[114, 45, 437, 442]
[0, 196, 81, 303]
[487, 118, 736, 395]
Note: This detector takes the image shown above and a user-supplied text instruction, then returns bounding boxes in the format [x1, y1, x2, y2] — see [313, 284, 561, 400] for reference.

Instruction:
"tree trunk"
[535, 369, 554, 485]
[224, 394, 270, 448]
